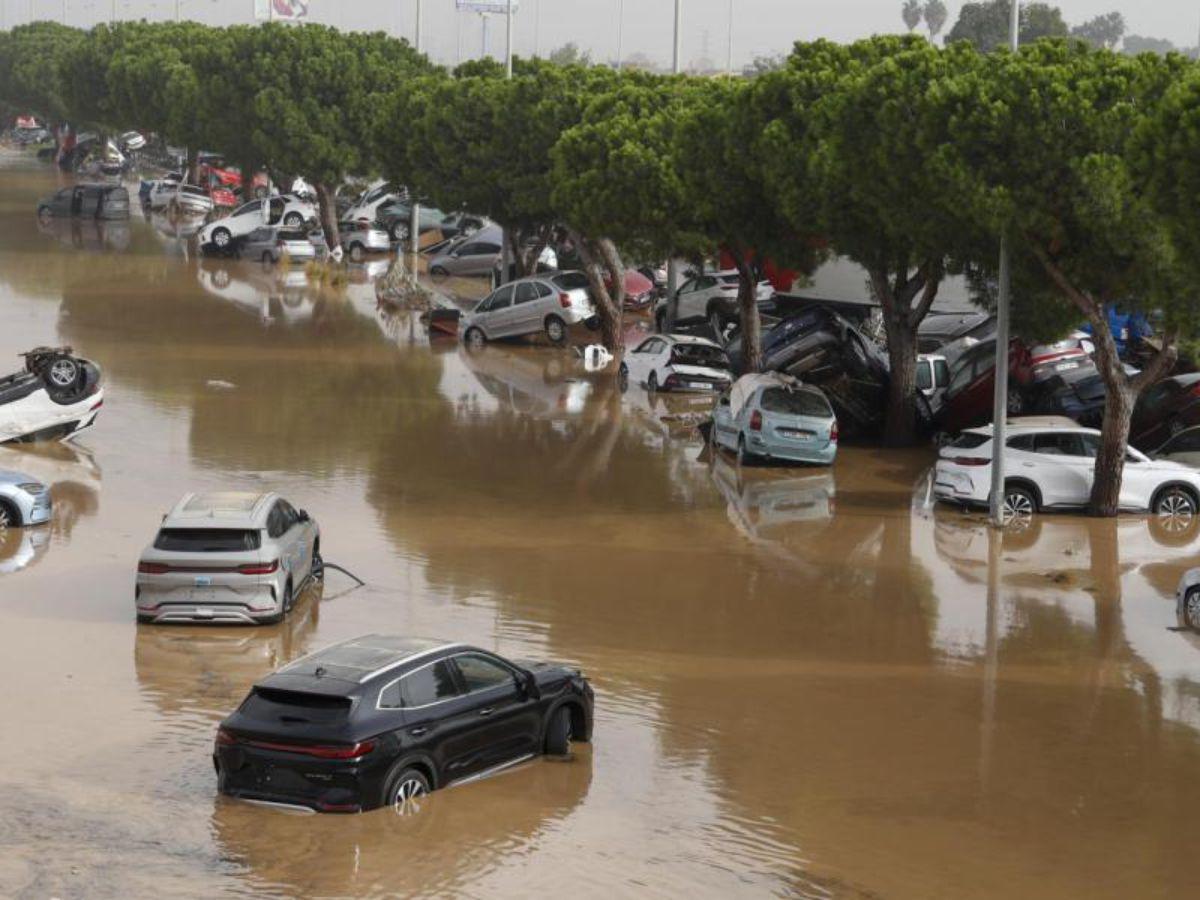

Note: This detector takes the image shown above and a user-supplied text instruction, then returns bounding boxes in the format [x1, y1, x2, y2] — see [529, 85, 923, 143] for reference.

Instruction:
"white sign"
[255, 0, 310, 21]
[456, 1, 520, 12]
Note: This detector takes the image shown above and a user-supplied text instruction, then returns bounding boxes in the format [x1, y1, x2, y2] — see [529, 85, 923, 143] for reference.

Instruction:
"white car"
[654, 271, 774, 333]
[619, 334, 733, 393]
[1176, 569, 1200, 630]
[343, 179, 404, 223]
[148, 182, 213, 215]
[933, 422, 1200, 520]
[199, 196, 316, 252]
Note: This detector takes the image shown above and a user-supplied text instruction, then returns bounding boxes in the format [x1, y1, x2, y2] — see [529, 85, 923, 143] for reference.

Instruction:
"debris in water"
[206, 379, 236, 391]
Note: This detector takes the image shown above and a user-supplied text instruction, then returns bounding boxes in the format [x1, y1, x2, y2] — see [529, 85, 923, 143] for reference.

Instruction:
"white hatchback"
[934, 423, 1200, 520]
[619, 334, 732, 393]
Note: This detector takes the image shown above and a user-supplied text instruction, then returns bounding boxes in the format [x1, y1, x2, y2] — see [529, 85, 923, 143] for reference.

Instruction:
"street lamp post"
[665, 0, 683, 327]
[615, 0, 623, 69]
[498, 0, 515, 284]
[988, 0, 1020, 528]
[410, 0, 423, 270]
[726, 0, 733, 76]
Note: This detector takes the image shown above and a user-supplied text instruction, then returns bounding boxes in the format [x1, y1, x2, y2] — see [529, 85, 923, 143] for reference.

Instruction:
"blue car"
[711, 374, 838, 466]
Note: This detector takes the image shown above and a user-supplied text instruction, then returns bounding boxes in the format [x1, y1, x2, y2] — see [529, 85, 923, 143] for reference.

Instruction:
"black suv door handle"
[478, 707, 494, 717]
[409, 726, 428, 737]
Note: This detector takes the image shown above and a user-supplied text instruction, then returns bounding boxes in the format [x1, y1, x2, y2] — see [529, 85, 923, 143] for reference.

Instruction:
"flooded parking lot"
[3, 158, 1200, 899]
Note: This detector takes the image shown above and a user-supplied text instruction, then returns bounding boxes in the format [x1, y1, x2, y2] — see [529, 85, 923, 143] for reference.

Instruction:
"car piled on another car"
[0, 347, 104, 444]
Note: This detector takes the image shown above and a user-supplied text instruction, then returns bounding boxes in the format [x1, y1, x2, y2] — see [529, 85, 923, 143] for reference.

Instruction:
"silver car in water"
[460, 273, 596, 347]
[0, 469, 51, 528]
[238, 226, 317, 264]
[135, 491, 320, 625]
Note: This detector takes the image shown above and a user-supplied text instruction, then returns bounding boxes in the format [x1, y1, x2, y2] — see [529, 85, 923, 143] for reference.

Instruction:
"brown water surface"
[2, 157, 1199, 899]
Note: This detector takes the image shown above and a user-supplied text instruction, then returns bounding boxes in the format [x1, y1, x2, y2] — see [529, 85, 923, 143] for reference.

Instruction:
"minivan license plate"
[194, 575, 213, 587]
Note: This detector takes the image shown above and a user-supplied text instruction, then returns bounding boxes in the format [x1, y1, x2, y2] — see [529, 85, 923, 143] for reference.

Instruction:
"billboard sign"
[456, 1, 520, 12]
[255, 0, 310, 21]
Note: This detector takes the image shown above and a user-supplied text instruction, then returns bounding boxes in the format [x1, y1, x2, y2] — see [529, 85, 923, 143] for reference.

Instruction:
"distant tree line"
[3, 21, 1200, 515]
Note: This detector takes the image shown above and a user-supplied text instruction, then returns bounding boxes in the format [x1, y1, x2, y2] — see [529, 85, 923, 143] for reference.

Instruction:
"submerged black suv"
[214, 635, 594, 813]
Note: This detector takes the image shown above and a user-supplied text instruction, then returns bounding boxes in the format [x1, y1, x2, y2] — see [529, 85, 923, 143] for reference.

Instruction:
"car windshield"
[670, 344, 730, 369]
[760, 387, 831, 417]
[153, 528, 261, 552]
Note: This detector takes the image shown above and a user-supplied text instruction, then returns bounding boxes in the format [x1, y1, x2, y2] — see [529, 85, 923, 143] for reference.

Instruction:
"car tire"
[349, 242, 365, 262]
[544, 707, 572, 756]
[464, 327, 486, 350]
[391, 222, 409, 242]
[261, 252, 273, 265]
[647, 371, 658, 393]
[1001, 484, 1038, 522]
[1153, 484, 1198, 519]
[282, 580, 294, 615]
[284, 212, 303, 227]
[212, 227, 232, 250]
[1006, 385, 1024, 416]
[136, 614, 155, 625]
[430, 265, 449, 281]
[737, 434, 756, 466]
[0, 498, 20, 529]
[1182, 587, 1200, 631]
[384, 766, 431, 815]
[617, 364, 629, 393]
[545, 315, 567, 346]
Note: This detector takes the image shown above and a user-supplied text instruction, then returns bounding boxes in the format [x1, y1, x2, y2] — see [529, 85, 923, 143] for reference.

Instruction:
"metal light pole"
[498, 0, 516, 284]
[725, 0, 734, 76]
[615, 0, 623, 69]
[988, 0, 1020, 528]
[665, 0, 683, 327]
[409, 0, 423, 271]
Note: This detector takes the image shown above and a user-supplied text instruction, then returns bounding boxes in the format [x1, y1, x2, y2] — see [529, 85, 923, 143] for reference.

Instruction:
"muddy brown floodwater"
[2, 157, 1200, 900]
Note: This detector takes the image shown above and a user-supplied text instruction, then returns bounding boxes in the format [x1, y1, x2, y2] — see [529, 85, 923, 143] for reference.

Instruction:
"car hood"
[1140, 458, 1200, 476]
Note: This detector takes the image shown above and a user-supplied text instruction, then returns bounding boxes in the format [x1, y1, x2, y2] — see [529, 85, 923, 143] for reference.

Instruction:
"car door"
[1118, 445, 1163, 510]
[713, 391, 735, 448]
[458, 240, 501, 275]
[386, 659, 482, 783]
[276, 500, 310, 581]
[625, 337, 659, 385]
[1131, 380, 1180, 449]
[1028, 432, 1094, 507]
[1157, 429, 1200, 468]
[447, 651, 540, 772]
[483, 285, 516, 336]
[510, 281, 543, 335]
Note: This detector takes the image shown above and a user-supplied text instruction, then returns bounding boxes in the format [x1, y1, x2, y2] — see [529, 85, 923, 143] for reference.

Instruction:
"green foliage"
[1122, 35, 1176, 57]
[1071, 12, 1125, 50]
[0, 22, 85, 125]
[947, 1, 1067, 52]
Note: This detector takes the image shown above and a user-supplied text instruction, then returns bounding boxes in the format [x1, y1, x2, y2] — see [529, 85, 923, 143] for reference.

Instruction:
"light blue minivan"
[711, 374, 838, 466]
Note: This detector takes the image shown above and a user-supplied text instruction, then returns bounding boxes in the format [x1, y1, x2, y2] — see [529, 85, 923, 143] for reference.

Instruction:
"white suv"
[199, 196, 317, 252]
[934, 422, 1200, 520]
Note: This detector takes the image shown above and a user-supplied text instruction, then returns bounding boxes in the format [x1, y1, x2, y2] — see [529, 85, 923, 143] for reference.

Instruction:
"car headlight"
[16, 483, 46, 495]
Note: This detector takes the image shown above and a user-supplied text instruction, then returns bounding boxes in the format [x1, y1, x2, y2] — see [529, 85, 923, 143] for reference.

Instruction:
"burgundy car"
[1130, 374, 1200, 451]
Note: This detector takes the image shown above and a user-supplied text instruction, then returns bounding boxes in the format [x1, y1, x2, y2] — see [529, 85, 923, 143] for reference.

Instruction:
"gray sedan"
[238, 226, 317, 264]
[461, 274, 596, 347]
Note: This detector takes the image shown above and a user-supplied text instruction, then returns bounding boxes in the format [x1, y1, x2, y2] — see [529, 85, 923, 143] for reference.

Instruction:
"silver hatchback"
[239, 226, 317, 265]
[135, 491, 320, 625]
[461, 273, 596, 347]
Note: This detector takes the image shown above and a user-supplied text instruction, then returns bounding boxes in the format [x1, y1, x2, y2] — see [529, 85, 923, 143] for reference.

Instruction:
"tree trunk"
[728, 247, 762, 373]
[187, 147, 199, 185]
[571, 229, 624, 353]
[869, 265, 939, 448]
[315, 181, 341, 259]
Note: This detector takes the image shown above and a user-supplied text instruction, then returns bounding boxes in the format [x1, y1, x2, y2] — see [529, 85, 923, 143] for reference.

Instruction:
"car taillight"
[216, 727, 237, 747]
[243, 738, 376, 760]
[830, 421, 839, 442]
[559, 292, 571, 308]
[138, 561, 169, 574]
[1190, 383, 1200, 398]
[750, 409, 763, 431]
[237, 560, 279, 575]
[950, 456, 991, 466]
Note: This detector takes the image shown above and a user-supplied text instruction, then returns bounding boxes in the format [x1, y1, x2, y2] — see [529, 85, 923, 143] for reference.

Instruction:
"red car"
[615, 269, 655, 310]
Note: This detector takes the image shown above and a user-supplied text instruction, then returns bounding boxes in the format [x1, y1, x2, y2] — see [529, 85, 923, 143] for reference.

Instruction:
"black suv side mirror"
[297, 509, 310, 522]
[518, 670, 541, 701]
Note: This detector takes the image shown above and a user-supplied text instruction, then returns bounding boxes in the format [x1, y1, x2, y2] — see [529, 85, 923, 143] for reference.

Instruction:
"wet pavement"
[2, 156, 1200, 899]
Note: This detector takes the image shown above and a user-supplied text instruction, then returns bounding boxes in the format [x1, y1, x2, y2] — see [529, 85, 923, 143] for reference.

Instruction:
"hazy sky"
[4, 1, 1198, 70]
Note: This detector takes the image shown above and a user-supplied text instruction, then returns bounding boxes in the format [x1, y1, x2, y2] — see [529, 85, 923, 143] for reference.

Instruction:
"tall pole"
[988, 0, 1020, 528]
[499, 0, 515, 285]
[481, 13, 488, 58]
[175, 0, 180, 22]
[615, 0, 623, 69]
[410, 0, 423, 271]
[665, 0, 683, 330]
[726, 0, 733, 76]
[534, 0, 540, 56]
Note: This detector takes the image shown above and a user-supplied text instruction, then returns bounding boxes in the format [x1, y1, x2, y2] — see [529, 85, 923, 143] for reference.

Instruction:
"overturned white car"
[0, 348, 104, 444]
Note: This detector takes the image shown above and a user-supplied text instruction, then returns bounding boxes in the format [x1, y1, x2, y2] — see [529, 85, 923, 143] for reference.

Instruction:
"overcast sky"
[4, 1, 1198, 70]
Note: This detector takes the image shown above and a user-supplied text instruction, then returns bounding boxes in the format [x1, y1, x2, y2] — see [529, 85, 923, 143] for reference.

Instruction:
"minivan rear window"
[948, 433, 990, 450]
[760, 387, 831, 417]
[153, 528, 261, 552]
[243, 687, 352, 725]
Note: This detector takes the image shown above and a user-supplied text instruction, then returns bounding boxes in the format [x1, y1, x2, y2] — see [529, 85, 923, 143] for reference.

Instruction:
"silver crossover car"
[461, 273, 596, 347]
[238, 226, 317, 264]
[0, 469, 51, 528]
[135, 491, 320, 625]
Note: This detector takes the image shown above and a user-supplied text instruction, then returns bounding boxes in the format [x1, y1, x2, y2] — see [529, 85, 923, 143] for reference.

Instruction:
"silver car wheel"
[392, 778, 427, 816]
[1157, 488, 1196, 520]
[49, 359, 79, 387]
[213, 229, 230, 248]
[1002, 490, 1034, 523]
[0, 504, 12, 529]
[1186, 589, 1200, 629]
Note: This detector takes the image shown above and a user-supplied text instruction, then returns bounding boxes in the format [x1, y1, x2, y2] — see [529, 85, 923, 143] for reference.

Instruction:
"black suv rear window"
[243, 688, 352, 725]
[153, 528, 261, 552]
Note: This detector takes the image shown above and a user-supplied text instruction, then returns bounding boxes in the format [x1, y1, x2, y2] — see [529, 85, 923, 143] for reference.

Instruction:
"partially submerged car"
[0, 347, 104, 444]
[0, 469, 51, 529]
[238, 226, 317, 265]
[135, 492, 320, 625]
[199, 196, 317, 253]
[1130, 374, 1200, 452]
[429, 225, 557, 280]
[147, 181, 214, 216]
[37, 184, 130, 221]
[461, 274, 595, 347]
[214, 634, 594, 813]
[711, 373, 838, 466]
[619, 334, 732, 393]
[654, 270, 774, 334]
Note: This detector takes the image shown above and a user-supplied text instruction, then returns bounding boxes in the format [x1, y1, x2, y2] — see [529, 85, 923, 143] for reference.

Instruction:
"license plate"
[194, 575, 213, 587]
[196, 607, 214, 619]
[688, 382, 715, 390]
[779, 428, 816, 439]
[1055, 361, 1078, 372]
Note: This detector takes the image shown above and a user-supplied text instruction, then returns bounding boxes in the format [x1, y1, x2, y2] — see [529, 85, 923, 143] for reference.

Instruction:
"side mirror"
[298, 509, 310, 522]
[519, 670, 541, 700]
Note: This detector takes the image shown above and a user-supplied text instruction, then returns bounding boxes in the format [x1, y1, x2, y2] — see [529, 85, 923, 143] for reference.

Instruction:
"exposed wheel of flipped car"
[429, 265, 449, 281]
[1153, 484, 1198, 520]
[385, 766, 431, 816]
[545, 706, 572, 756]
[646, 371, 659, 393]
[391, 222, 410, 242]
[617, 364, 629, 393]
[1001, 483, 1038, 522]
[349, 242, 365, 262]
[43, 354, 86, 403]
[1006, 385, 1024, 415]
[544, 315, 567, 347]
[464, 327, 486, 351]
[1182, 587, 1200, 630]
[284, 212, 303, 227]
[0, 498, 19, 529]
[212, 227, 232, 250]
